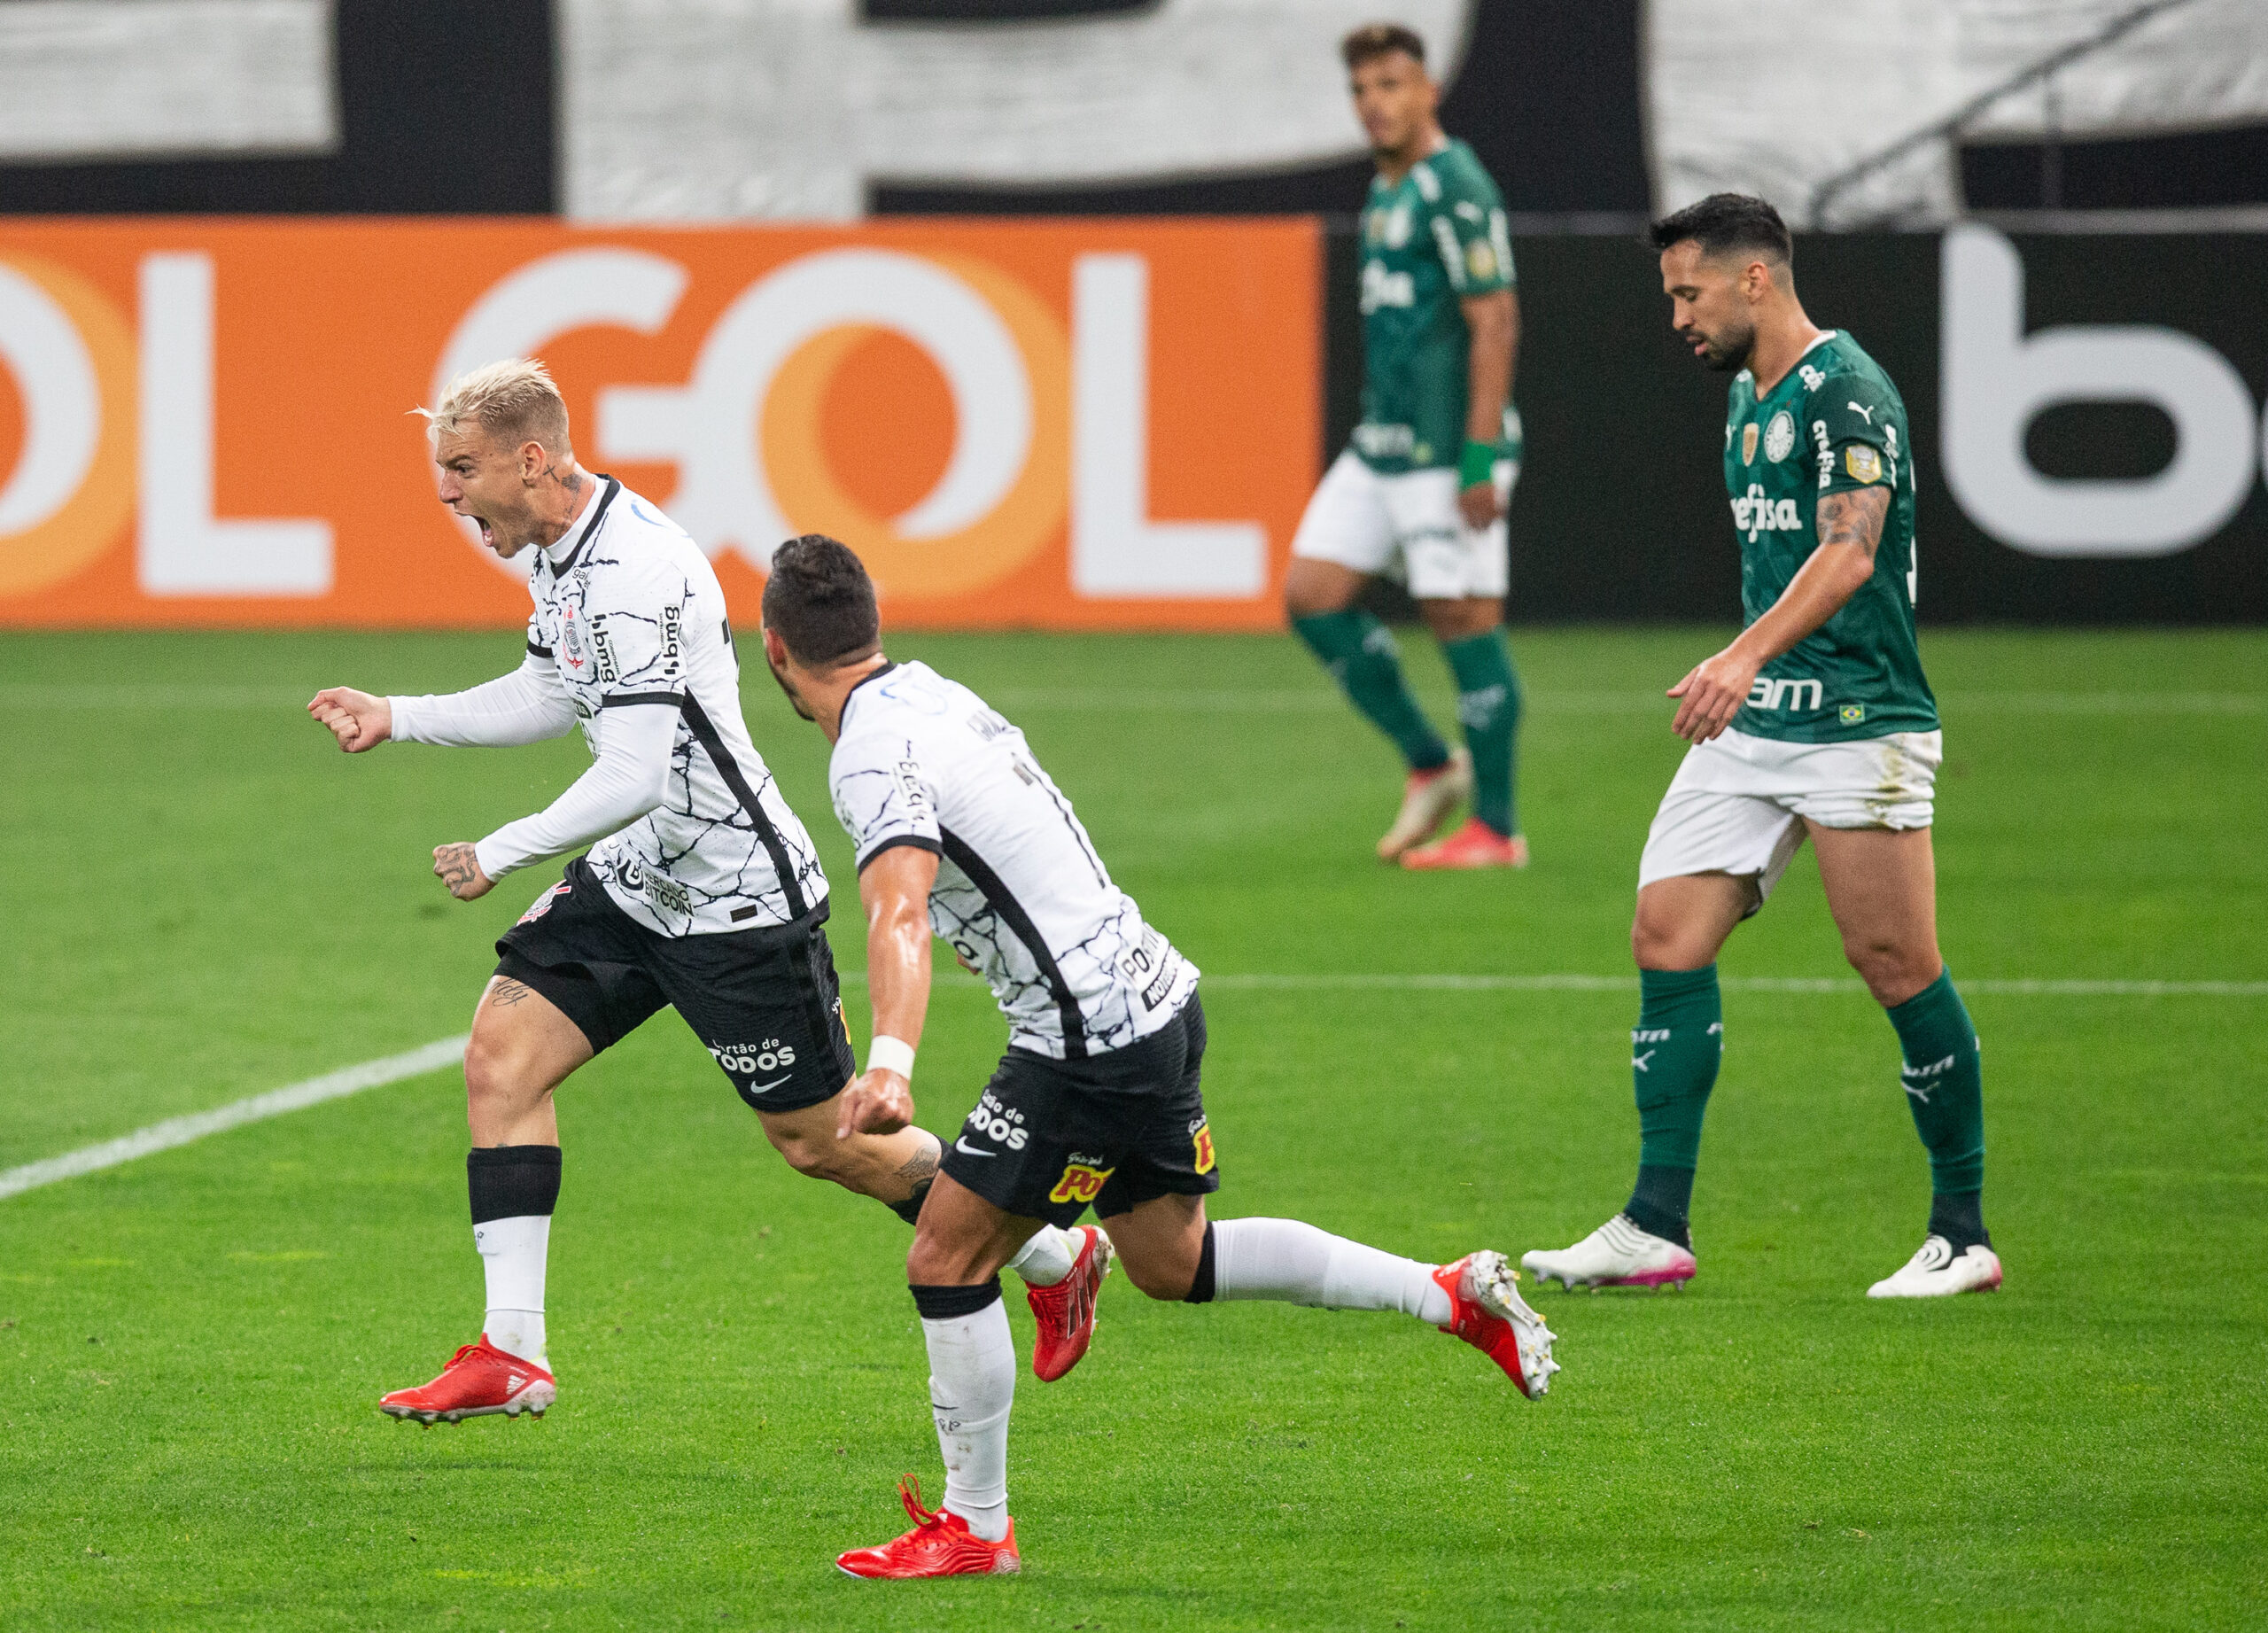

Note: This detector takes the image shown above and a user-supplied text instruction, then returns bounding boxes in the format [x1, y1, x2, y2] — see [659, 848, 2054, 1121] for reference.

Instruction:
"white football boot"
[1520, 1214, 1697, 1291]
[1866, 1236, 2003, 1298]
[1377, 747, 1472, 860]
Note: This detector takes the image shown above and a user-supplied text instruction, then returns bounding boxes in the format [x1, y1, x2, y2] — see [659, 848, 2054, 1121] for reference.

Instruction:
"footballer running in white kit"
[415, 473, 828, 937]
[830, 660, 1199, 1065]
[756, 535, 1560, 1581]
[394, 471, 850, 1108]
[308, 362, 941, 1432]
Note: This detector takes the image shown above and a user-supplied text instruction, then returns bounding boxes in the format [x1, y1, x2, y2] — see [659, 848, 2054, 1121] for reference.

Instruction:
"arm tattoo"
[436, 843, 480, 889]
[1817, 486, 1890, 558]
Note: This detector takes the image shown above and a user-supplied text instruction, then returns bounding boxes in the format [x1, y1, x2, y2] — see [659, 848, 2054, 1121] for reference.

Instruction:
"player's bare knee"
[905, 1230, 990, 1288]
[1845, 939, 1934, 1006]
[1115, 1242, 1200, 1302]
[1418, 599, 1497, 642]
[462, 1034, 525, 1113]
[1631, 910, 1689, 970]
[1283, 561, 1356, 620]
[767, 1124, 857, 1186]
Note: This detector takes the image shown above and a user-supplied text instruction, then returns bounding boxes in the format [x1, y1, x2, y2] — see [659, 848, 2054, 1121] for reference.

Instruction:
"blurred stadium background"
[1, 0, 2264, 626]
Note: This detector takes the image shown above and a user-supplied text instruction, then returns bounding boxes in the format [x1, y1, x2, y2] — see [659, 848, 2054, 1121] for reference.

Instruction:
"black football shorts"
[493, 858, 856, 1114]
[941, 993, 1221, 1228]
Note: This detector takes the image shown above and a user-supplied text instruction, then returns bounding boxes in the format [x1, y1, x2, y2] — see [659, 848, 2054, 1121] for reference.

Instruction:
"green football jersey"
[1353, 137, 1518, 475]
[1722, 330, 1938, 743]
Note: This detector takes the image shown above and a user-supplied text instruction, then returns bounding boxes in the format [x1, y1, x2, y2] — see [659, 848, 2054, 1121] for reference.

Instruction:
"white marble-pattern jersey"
[827, 660, 1197, 1060]
[522, 478, 827, 935]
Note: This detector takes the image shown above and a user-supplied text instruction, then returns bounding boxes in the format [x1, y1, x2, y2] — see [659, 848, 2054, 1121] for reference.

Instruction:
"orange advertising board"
[0, 218, 1318, 628]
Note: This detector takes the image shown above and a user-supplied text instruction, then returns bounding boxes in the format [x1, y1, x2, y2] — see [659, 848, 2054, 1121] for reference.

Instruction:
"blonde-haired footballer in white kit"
[1285, 22, 1529, 871]
[306, 358, 972, 1429]
[1521, 195, 2000, 1303]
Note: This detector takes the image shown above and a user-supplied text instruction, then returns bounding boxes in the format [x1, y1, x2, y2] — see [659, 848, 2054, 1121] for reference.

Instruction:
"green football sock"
[1441, 630, 1522, 836]
[1885, 968, 1987, 1218]
[1623, 965, 1723, 1245]
[1292, 610, 1449, 772]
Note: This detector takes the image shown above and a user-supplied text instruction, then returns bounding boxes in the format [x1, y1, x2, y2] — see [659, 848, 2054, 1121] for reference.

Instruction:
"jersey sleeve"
[1427, 165, 1514, 297]
[472, 697, 678, 882]
[829, 728, 943, 871]
[388, 650, 576, 748]
[1808, 369, 1903, 496]
[586, 559, 692, 708]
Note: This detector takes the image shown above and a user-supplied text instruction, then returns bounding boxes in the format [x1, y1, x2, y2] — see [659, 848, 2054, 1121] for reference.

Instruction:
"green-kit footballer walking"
[1523, 194, 2001, 1301]
[1285, 22, 1528, 872]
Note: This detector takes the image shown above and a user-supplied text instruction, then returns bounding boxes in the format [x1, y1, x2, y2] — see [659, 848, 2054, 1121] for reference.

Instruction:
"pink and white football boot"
[1521, 1215, 1697, 1291]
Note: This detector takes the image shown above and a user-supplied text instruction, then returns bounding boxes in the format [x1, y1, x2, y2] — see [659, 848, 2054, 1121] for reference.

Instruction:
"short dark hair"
[760, 533, 880, 667]
[1341, 22, 1425, 70]
[1648, 192, 1794, 268]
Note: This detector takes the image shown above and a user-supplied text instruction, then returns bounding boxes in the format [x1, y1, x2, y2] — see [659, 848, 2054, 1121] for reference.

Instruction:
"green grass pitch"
[1, 626, 2263, 1630]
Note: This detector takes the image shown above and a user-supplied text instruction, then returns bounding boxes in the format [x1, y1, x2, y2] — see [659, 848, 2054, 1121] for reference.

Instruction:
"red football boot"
[835, 1476, 1021, 1579]
[378, 1335, 555, 1425]
[1026, 1225, 1112, 1381]
[1402, 818, 1529, 871]
[1433, 1251, 1558, 1400]
[1377, 747, 1472, 860]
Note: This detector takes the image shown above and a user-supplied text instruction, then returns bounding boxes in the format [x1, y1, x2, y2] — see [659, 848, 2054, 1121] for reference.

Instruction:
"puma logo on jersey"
[1631, 1049, 1657, 1073]
[1847, 400, 1876, 424]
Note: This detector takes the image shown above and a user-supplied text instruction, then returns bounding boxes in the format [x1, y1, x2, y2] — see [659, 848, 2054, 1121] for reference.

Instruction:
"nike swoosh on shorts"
[748, 1075, 789, 1093]
[952, 1138, 998, 1158]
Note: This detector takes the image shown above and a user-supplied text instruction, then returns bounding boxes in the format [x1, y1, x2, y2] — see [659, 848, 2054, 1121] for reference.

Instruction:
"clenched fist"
[307, 688, 392, 753]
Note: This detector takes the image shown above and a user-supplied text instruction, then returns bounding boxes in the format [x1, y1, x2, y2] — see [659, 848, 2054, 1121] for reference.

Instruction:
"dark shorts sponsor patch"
[494, 858, 854, 1114]
[941, 994, 1220, 1228]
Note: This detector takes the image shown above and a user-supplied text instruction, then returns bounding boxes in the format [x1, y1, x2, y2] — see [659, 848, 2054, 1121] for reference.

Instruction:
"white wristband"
[866, 1034, 916, 1080]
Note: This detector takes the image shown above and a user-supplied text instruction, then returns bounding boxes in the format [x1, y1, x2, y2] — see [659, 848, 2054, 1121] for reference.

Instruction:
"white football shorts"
[1291, 448, 1516, 601]
[1637, 727, 1942, 909]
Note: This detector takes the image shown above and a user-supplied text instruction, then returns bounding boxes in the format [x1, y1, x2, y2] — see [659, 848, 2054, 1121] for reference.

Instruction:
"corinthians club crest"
[560, 608, 588, 671]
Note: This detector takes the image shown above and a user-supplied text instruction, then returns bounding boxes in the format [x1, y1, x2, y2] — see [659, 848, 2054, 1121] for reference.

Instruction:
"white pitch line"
[843, 971, 2268, 998]
[7, 965, 2263, 1204]
[0, 1035, 467, 1203]
[1193, 973, 2268, 996]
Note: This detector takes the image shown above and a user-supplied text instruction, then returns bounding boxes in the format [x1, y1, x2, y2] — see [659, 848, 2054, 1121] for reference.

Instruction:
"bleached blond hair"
[420, 357, 572, 455]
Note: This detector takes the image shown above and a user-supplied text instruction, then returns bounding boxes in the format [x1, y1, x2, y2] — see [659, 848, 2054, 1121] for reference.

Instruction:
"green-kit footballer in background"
[1524, 194, 2003, 1299]
[1285, 21, 1528, 871]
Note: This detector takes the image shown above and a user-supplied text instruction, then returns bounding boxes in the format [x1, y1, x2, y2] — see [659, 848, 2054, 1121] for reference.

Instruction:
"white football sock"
[474, 1213, 551, 1363]
[922, 1297, 1016, 1543]
[1005, 1225, 1077, 1288]
[1212, 1217, 1452, 1326]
